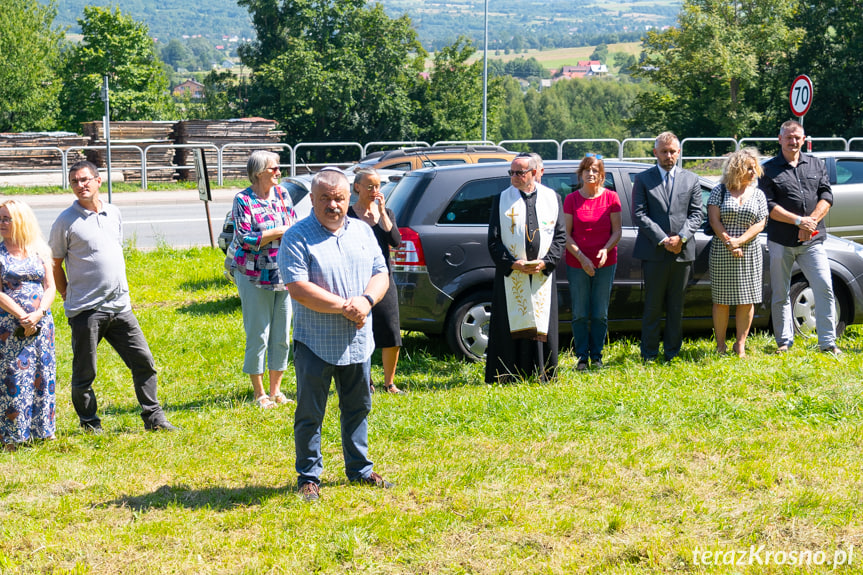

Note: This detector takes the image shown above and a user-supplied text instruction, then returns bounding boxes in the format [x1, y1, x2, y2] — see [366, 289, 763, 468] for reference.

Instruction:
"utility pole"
[482, 0, 489, 142]
[100, 76, 113, 202]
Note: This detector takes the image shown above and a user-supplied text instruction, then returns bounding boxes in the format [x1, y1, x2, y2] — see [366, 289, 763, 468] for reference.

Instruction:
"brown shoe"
[352, 471, 394, 489]
[298, 482, 320, 502]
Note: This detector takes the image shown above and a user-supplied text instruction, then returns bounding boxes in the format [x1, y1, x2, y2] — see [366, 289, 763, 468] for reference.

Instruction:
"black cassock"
[484, 187, 566, 383]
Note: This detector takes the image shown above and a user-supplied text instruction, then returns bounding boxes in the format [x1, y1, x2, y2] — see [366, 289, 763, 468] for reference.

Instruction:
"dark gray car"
[387, 161, 863, 360]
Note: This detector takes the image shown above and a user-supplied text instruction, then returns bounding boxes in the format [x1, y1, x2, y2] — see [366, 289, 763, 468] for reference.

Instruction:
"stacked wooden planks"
[82, 121, 177, 183]
[174, 118, 285, 181]
[0, 132, 88, 175]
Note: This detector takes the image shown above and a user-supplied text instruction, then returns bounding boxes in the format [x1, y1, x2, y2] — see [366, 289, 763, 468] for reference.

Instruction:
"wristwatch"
[794, 216, 803, 226]
[362, 294, 375, 307]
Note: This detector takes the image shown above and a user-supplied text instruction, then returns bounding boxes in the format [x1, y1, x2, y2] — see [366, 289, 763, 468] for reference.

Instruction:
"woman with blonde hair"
[708, 148, 769, 357]
[0, 200, 56, 450]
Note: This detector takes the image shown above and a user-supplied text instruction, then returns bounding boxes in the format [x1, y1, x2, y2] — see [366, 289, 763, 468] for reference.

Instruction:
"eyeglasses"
[0, 217, 12, 224]
[70, 176, 96, 186]
[264, 167, 281, 173]
[585, 153, 603, 159]
[508, 169, 534, 177]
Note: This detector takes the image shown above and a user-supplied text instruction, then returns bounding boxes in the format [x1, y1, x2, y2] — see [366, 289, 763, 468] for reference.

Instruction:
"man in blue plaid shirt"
[278, 168, 393, 502]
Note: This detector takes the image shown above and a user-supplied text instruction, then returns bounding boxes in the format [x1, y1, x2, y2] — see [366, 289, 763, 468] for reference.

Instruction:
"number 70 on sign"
[790, 75, 813, 118]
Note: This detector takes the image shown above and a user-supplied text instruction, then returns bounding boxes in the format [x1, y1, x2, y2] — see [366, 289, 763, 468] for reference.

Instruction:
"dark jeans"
[68, 309, 165, 427]
[293, 341, 373, 485]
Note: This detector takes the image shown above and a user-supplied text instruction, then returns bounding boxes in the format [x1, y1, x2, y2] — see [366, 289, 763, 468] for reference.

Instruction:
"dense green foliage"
[515, 78, 648, 150]
[237, 1, 507, 144]
[59, 6, 177, 130]
[192, 71, 249, 120]
[488, 57, 549, 80]
[787, 0, 863, 137]
[412, 38, 506, 142]
[631, 0, 805, 138]
[238, 0, 427, 142]
[0, 0, 65, 132]
[159, 37, 223, 72]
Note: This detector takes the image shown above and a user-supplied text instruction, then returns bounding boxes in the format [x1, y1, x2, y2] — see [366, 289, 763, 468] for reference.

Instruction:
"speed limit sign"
[790, 75, 813, 118]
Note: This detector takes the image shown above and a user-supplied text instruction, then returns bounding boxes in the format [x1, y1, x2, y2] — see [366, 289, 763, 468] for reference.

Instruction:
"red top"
[563, 188, 621, 269]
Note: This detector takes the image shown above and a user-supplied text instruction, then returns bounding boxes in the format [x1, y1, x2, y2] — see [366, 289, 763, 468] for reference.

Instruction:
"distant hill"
[50, 0, 679, 50]
[52, 0, 255, 43]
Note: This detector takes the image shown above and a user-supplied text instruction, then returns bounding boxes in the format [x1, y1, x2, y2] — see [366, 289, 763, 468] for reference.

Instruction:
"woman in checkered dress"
[708, 148, 769, 357]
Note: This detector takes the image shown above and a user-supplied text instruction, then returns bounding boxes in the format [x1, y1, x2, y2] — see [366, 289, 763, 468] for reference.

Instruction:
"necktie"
[664, 171, 672, 198]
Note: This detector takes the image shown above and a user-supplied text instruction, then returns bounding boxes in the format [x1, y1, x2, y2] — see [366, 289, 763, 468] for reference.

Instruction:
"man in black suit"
[632, 132, 703, 361]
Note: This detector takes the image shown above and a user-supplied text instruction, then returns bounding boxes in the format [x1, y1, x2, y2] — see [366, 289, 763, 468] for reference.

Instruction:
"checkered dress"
[708, 184, 769, 305]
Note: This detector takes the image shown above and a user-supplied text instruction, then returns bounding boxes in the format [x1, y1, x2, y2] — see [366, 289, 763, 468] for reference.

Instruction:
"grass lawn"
[2, 247, 862, 573]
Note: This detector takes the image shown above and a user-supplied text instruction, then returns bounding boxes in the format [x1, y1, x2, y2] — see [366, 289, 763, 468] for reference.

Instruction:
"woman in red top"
[563, 155, 622, 370]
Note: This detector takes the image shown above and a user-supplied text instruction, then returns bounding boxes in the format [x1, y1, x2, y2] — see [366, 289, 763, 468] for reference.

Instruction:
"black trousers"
[68, 309, 165, 427]
[641, 257, 691, 360]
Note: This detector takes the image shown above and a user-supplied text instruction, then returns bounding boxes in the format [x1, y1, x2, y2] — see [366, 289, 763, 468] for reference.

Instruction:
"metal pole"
[482, 0, 489, 142]
[101, 76, 113, 202]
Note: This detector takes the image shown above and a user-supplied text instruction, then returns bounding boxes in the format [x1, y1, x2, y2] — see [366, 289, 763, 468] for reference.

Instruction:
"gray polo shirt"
[49, 200, 131, 318]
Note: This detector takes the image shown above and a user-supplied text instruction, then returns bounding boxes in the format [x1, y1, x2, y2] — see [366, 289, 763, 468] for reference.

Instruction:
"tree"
[787, 0, 863, 137]
[631, 0, 803, 138]
[187, 37, 221, 71]
[238, 0, 426, 142]
[59, 6, 176, 130]
[0, 0, 64, 132]
[589, 43, 609, 63]
[498, 77, 532, 144]
[411, 37, 505, 142]
[199, 70, 246, 119]
[504, 57, 547, 79]
[160, 39, 193, 70]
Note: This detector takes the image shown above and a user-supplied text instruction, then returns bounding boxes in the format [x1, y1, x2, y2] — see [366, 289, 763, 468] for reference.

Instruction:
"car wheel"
[789, 279, 846, 337]
[446, 291, 492, 362]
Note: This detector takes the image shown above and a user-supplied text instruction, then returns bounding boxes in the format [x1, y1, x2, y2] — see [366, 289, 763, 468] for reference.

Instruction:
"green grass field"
[464, 42, 643, 71]
[2, 247, 862, 573]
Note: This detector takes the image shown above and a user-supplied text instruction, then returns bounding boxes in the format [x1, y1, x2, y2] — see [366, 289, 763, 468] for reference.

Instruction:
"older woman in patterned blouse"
[229, 151, 296, 408]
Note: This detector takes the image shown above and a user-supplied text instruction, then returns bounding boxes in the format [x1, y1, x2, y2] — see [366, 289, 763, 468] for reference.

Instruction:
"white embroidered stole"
[499, 185, 558, 337]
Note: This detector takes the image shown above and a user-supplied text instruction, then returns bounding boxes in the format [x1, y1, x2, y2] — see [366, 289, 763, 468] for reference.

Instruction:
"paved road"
[9, 188, 241, 251]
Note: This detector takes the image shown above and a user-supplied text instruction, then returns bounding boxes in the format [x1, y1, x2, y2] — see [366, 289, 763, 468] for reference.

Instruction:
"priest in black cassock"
[485, 153, 566, 383]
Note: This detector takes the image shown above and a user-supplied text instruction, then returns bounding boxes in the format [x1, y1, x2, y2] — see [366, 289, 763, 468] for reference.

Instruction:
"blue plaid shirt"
[278, 214, 387, 365]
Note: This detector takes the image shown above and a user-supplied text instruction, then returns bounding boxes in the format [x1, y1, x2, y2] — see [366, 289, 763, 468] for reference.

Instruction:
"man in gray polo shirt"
[49, 160, 176, 433]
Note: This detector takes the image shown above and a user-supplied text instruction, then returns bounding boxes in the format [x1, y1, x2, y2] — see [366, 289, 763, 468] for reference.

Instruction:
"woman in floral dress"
[0, 200, 56, 450]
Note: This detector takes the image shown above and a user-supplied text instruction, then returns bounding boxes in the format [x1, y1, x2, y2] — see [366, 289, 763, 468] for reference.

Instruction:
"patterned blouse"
[230, 185, 296, 290]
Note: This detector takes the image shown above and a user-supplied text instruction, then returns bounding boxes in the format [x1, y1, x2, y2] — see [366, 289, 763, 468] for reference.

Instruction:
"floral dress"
[0, 243, 55, 445]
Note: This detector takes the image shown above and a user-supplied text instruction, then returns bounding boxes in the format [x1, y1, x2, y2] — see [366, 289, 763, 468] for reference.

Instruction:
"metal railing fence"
[2, 135, 862, 189]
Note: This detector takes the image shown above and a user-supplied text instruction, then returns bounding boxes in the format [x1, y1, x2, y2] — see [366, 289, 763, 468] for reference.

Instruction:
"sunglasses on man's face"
[508, 169, 534, 177]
